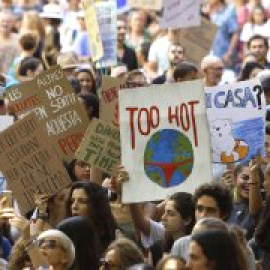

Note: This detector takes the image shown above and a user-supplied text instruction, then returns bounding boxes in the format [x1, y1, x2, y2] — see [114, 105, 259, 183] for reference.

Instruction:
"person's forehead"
[250, 38, 266, 47]
[197, 195, 219, 208]
[117, 20, 126, 27]
[169, 45, 184, 51]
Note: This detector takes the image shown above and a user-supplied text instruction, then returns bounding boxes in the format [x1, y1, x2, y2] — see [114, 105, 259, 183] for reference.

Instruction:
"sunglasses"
[37, 239, 61, 249]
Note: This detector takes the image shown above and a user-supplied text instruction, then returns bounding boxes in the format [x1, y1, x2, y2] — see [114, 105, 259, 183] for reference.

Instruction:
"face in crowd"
[249, 37, 268, 64]
[168, 44, 185, 67]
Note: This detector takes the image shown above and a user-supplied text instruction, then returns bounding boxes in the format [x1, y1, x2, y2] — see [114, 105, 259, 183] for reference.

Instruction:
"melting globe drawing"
[144, 129, 194, 188]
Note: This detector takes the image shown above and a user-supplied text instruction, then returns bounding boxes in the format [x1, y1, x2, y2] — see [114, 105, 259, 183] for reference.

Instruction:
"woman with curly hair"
[66, 181, 117, 252]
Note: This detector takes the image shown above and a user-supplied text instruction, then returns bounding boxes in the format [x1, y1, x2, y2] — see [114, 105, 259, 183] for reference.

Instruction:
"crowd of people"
[1, 0, 270, 269]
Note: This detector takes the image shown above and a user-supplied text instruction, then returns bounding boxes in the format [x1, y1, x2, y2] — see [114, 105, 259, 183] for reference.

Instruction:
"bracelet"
[249, 182, 259, 185]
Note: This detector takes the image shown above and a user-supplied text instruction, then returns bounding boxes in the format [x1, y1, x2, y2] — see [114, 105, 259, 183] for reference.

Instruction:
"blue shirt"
[211, 5, 238, 59]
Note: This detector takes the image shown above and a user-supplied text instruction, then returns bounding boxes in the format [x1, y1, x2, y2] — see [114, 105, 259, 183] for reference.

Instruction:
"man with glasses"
[200, 55, 224, 87]
[171, 182, 233, 260]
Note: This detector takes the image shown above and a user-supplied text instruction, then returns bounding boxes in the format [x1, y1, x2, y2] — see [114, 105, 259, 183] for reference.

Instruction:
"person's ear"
[61, 252, 68, 266]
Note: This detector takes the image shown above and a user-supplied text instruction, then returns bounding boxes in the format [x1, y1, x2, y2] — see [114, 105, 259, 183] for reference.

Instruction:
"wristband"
[37, 212, 48, 221]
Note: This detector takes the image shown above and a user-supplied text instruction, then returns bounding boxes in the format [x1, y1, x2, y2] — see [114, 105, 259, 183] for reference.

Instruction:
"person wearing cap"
[37, 229, 75, 270]
[57, 52, 79, 80]
[200, 55, 224, 87]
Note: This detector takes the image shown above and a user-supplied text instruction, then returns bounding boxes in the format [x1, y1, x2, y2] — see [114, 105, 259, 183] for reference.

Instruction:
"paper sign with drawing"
[119, 80, 213, 203]
[205, 78, 266, 164]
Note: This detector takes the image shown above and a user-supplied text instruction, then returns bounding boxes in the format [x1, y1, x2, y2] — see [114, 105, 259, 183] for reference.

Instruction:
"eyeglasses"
[99, 259, 122, 270]
[37, 239, 61, 249]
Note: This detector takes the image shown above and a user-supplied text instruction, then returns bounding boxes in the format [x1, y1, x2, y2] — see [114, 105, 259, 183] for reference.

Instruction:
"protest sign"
[76, 118, 120, 175]
[0, 115, 14, 132]
[206, 78, 266, 164]
[0, 114, 71, 214]
[127, 0, 162, 10]
[6, 66, 90, 162]
[95, 1, 117, 68]
[176, 18, 217, 67]
[160, 0, 201, 29]
[119, 80, 212, 203]
[100, 76, 126, 127]
[82, 0, 104, 62]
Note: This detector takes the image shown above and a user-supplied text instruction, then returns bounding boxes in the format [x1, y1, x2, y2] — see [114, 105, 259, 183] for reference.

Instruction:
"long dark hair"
[57, 216, 101, 270]
[66, 182, 116, 252]
[191, 230, 247, 270]
[255, 195, 270, 251]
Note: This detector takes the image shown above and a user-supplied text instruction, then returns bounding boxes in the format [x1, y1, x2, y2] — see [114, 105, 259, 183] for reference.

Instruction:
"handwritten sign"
[100, 76, 126, 127]
[0, 114, 71, 214]
[119, 80, 212, 203]
[6, 66, 90, 162]
[95, 1, 117, 68]
[76, 118, 120, 175]
[176, 18, 217, 67]
[160, 0, 201, 29]
[206, 78, 266, 164]
[82, 0, 104, 62]
[127, 0, 162, 10]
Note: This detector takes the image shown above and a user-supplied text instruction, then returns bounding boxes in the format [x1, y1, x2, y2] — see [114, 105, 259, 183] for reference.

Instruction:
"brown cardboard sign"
[177, 18, 217, 67]
[0, 114, 71, 214]
[128, 0, 162, 10]
[6, 66, 90, 162]
[100, 76, 126, 127]
[76, 118, 120, 175]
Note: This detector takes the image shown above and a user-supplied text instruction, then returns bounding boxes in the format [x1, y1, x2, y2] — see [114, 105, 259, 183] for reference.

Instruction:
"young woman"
[228, 160, 263, 240]
[76, 66, 97, 95]
[187, 230, 247, 270]
[240, 5, 268, 44]
[130, 192, 195, 266]
[57, 216, 101, 270]
[238, 61, 264, 81]
[66, 182, 117, 252]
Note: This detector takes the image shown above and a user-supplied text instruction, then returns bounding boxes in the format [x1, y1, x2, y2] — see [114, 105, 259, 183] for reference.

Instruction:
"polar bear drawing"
[210, 119, 249, 163]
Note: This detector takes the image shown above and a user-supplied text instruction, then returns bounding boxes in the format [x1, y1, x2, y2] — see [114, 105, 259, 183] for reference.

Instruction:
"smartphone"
[1, 190, 13, 208]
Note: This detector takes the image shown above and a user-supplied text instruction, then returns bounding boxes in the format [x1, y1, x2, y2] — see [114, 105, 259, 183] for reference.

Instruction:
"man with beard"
[152, 42, 186, 84]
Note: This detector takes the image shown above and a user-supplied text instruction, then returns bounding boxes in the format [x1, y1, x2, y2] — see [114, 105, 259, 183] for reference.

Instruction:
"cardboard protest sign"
[76, 118, 120, 175]
[95, 1, 117, 68]
[6, 66, 90, 162]
[82, 0, 104, 62]
[206, 79, 266, 164]
[0, 115, 14, 132]
[119, 80, 212, 203]
[100, 76, 126, 127]
[176, 18, 217, 67]
[160, 0, 201, 29]
[0, 114, 71, 214]
[127, 0, 162, 10]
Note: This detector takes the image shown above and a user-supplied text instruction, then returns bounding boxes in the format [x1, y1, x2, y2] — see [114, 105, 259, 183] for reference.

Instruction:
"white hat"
[37, 229, 75, 268]
[40, 4, 63, 20]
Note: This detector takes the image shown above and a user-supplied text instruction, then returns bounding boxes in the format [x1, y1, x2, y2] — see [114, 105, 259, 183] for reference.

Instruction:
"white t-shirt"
[141, 219, 165, 248]
[240, 23, 268, 43]
[148, 35, 171, 76]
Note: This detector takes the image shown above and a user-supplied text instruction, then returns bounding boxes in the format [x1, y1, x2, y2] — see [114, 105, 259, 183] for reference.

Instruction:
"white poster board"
[0, 115, 14, 132]
[119, 80, 213, 203]
[160, 0, 202, 29]
[206, 79, 266, 164]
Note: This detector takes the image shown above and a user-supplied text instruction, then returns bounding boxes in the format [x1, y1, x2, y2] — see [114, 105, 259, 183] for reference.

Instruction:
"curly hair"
[193, 182, 233, 220]
[66, 182, 117, 252]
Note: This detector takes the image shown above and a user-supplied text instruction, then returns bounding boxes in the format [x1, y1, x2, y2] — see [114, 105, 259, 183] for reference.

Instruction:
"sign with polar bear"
[119, 80, 213, 203]
[205, 78, 265, 164]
